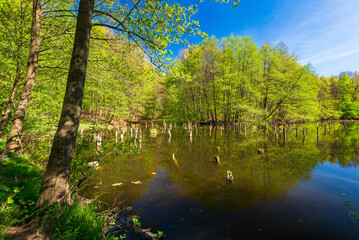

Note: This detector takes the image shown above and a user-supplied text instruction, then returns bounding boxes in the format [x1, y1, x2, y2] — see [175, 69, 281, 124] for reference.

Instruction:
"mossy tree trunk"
[5, 0, 41, 153]
[37, 0, 94, 207]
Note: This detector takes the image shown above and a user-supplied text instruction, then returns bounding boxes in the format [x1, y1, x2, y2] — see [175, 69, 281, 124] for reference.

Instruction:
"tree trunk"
[0, 0, 26, 141]
[212, 73, 217, 122]
[0, 62, 22, 140]
[37, 0, 94, 207]
[5, 0, 41, 154]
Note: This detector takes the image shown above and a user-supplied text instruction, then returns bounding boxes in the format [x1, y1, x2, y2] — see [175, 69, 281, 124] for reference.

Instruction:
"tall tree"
[201, 36, 220, 122]
[317, 76, 341, 119]
[0, 0, 31, 140]
[339, 74, 359, 119]
[37, 0, 235, 206]
[165, 37, 321, 122]
[37, 0, 94, 206]
[5, 0, 41, 153]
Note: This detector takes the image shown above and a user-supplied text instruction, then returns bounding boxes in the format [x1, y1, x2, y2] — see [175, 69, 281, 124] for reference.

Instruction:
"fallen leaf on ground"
[131, 181, 142, 184]
[112, 183, 123, 186]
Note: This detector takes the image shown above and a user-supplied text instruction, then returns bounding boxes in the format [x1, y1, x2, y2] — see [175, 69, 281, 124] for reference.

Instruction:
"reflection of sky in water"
[84, 124, 359, 239]
[133, 163, 359, 239]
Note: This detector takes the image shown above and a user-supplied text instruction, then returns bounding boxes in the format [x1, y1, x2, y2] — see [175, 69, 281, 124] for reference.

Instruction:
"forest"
[164, 36, 359, 122]
[0, 0, 358, 239]
[1, 1, 358, 135]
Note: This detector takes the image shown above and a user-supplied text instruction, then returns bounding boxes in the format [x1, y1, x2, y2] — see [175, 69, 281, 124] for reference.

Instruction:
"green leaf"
[7, 197, 14, 204]
[133, 218, 141, 227]
[120, 233, 127, 239]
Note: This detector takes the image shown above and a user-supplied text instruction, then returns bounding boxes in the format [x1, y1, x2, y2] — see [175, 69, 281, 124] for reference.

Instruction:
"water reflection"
[81, 122, 359, 238]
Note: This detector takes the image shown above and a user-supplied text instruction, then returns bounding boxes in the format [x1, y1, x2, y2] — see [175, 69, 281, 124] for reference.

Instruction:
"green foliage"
[0, 128, 141, 239]
[132, 218, 141, 227]
[338, 74, 359, 119]
[0, 0, 31, 126]
[82, 27, 164, 121]
[164, 36, 320, 122]
[131, 218, 164, 240]
[0, 139, 5, 151]
[0, 0, 358, 237]
[0, 153, 42, 238]
[119, 232, 127, 239]
[0, 187, 22, 237]
[343, 201, 359, 224]
[38, 202, 116, 240]
[158, 230, 164, 238]
[317, 76, 342, 119]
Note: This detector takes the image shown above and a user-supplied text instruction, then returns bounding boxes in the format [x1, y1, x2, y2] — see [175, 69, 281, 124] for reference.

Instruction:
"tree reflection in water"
[84, 122, 359, 212]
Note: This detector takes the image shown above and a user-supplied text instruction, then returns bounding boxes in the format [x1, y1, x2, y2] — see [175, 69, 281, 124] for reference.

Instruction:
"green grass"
[0, 142, 120, 240]
[37, 202, 116, 240]
[0, 152, 42, 238]
[0, 140, 5, 151]
[0, 148, 117, 239]
[79, 120, 107, 130]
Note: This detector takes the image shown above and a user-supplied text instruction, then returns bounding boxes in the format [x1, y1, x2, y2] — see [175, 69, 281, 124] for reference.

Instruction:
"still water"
[84, 123, 359, 239]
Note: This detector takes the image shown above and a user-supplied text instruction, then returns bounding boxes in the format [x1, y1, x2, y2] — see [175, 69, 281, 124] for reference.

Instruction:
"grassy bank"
[0, 151, 41, 236]
[0, 140, 117, 239]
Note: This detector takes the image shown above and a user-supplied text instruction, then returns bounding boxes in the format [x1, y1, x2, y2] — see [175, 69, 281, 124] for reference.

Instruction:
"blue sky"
[171, 0, 359, 77]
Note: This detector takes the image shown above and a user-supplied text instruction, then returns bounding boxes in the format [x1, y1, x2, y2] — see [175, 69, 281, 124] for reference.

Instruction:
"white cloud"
[301, 48, 359, 65]
[268, 0, 359, 76]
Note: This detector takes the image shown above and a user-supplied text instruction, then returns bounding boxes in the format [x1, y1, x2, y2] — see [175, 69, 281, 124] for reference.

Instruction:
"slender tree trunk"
[0, 0, 26, 141]
[212, 73, 217, 122]
[37, 0, 94, 207]
[202, 86, 214, 122]
[0, 63, 22, 140]
[5, 0, 41, 154]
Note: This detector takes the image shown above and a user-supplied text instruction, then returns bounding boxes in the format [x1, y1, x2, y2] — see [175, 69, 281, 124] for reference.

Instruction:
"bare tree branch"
[39, 65, 68, 70]
[266, 72, 304, 120]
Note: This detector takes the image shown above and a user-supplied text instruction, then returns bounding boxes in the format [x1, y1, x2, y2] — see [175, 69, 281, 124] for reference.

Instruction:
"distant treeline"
[162, 35, 359, 122]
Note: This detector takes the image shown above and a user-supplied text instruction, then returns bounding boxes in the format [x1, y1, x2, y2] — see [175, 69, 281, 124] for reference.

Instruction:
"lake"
[83, 122, 359, 239]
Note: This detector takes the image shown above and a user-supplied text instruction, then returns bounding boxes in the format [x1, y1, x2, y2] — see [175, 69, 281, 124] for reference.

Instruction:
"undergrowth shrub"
[0, 152, 42, 237]
[38, 202, 116, 240]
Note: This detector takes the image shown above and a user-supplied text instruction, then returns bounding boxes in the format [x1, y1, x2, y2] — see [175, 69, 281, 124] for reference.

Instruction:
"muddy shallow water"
[84, 122, 359, 239]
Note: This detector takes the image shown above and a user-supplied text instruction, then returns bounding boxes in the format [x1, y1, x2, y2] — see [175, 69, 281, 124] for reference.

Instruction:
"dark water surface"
[85, 123, 359, 239]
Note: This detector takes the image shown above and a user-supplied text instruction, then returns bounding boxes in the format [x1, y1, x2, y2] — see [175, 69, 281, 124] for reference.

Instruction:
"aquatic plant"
[343, 201, 359, 224]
